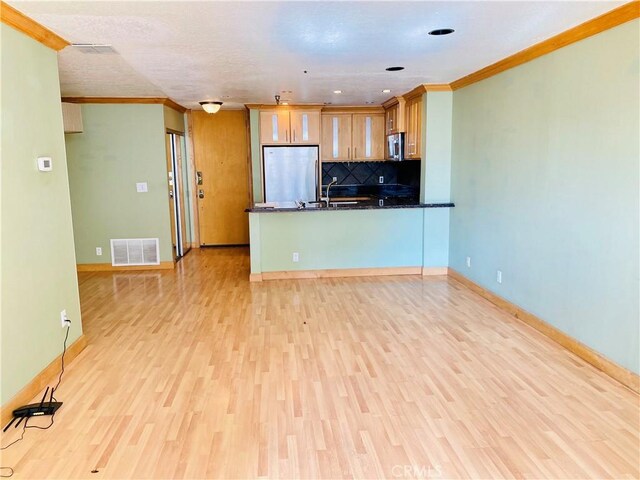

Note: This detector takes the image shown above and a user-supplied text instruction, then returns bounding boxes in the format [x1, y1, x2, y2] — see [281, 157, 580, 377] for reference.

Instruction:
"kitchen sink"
[304, 200, 359, 208]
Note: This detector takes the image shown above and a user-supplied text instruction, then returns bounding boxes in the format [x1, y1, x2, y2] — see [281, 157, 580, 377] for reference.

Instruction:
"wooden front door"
[193, 110, 250, 246]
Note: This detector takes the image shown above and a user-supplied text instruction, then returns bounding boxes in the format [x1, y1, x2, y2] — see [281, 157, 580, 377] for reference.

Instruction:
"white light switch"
[37, 156, 53, 172]
[136, 182, 148, 193]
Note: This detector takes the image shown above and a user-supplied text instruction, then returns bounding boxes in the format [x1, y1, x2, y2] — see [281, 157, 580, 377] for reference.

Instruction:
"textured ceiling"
[9, 1, 626, 109]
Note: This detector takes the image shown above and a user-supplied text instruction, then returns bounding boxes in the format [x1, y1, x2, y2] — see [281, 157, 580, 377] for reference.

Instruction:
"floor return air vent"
[110, 238, 160, 266]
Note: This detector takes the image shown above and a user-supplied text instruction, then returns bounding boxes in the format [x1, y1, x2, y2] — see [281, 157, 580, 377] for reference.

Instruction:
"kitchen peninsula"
[246, 89, 454, 281]
[248, 202, 453, 281]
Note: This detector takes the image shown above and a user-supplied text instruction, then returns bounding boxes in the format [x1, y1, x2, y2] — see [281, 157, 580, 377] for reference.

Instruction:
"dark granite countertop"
[246, 198, 454, 213]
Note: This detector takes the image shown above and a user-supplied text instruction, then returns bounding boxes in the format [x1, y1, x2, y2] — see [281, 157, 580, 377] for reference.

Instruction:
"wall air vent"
[71, 43, 117, 54]
[110, 238, 159, 266]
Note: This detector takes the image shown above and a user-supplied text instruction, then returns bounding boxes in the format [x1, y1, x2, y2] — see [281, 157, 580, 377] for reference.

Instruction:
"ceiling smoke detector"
[71, 44, 117, 54]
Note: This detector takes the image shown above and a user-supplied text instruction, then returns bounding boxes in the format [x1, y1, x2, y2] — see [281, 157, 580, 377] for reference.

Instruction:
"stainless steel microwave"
[386, 133, 405, 161]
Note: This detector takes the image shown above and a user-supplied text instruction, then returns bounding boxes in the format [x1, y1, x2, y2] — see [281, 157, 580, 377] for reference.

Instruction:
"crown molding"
[61, 97, 187, 113]
[1, 1, 69, 51]
[244, 104, 324, 110]
[451, 0, 640, 90]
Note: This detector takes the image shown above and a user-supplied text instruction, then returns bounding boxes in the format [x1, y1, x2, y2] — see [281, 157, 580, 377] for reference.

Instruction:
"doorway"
[166, 132, 192, 260]
[192, 110, 250, 246]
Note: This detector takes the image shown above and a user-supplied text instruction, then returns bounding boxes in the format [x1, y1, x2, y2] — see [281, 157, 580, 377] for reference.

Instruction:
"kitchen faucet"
[321, 179, 338, 207]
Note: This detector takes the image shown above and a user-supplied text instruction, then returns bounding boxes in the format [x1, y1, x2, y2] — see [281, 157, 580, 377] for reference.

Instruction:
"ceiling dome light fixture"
[199, 101, 223, 114]
[428, 28, 455, 36]
[385, 66, 404, 72]
[382, 89, 391, 93]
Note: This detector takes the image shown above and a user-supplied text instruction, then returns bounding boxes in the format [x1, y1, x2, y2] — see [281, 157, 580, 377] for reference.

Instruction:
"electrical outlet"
[497, 270, 502, 284]
[60, 309, 70, 328]
[466, 256, 471, 268]
[379, 176, 384, 184]
[96, 247, 102, 256]
[332, 176, 338, 182]
[292, 252, 299, 262]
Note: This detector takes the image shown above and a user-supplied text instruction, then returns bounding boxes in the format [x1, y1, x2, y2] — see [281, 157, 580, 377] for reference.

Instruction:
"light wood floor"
[2, 248, 638, 479]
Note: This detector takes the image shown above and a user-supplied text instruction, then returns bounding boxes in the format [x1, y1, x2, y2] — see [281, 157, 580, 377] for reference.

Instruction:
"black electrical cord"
[0, 420, 26, 450]
[0, 322, 71, 477]
[0, 467, 14, 478]
[51, 323, 70, 402]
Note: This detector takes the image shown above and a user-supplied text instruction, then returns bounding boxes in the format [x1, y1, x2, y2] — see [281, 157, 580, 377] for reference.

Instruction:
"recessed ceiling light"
[333, 90, 342, 94]
[429, 28, 455, 36]
[385, 66, 404, 72]
[382, 89, 391, 93]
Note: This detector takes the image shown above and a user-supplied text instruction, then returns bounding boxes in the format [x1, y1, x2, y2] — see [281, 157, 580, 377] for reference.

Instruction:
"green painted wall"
[249, 109, 263, 202]
[65, 104, 173, 264]
[250, 209, 426, 273]
[1, 25, 83, 404]
[421, 91, 453, 267]
[450, 20, 640, 373]
[422, 91, 453, 203]
[163, 105, 185, 133]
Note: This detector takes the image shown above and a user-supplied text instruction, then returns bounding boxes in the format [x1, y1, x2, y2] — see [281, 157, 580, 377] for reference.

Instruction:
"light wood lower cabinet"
[321, 112, 384, 162]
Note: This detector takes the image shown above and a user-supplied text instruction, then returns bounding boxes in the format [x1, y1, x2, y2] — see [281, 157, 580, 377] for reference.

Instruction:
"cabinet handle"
[198, 189, 205, 199]
[354, 147, 357, 158]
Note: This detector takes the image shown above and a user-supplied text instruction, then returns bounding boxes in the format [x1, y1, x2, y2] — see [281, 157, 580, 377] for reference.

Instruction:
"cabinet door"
[405, 97, 422, 159]
[259, 110, 290, 144]
[290, 111, 320, 144]
[321, 114, 352, 161]
[352, 114, 385, 161]
[385, 105, 398, 135]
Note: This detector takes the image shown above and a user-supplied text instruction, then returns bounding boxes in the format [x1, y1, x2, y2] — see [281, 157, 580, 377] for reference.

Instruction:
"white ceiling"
[9, 1, 626, 109]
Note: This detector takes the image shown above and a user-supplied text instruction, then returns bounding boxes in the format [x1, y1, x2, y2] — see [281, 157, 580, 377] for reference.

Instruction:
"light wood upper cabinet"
[259, 110, 290, 144]
[404, 95, 422, 160]
[290, 111, 320, 144]
[385, 105, 398, 135]
[321, 111, 385, 162]
[383, 97, 405, 135]
[321, 114, 352, 161]
[352, 113, 385, 161]
[260, 109, 320, 145]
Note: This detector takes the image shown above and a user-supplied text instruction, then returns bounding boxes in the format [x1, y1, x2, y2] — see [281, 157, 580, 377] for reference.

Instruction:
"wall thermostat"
[37, 156, 53, 172]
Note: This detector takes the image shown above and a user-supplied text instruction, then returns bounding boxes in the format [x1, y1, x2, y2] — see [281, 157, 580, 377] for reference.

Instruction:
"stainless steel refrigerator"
[263, 146, 319, 204]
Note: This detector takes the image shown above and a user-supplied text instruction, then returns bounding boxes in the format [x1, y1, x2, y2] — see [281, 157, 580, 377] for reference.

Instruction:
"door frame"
[166, 130, 191, 259]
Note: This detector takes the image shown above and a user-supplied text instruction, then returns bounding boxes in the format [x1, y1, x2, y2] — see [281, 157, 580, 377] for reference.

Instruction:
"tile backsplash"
[322, 161, 420, 187]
